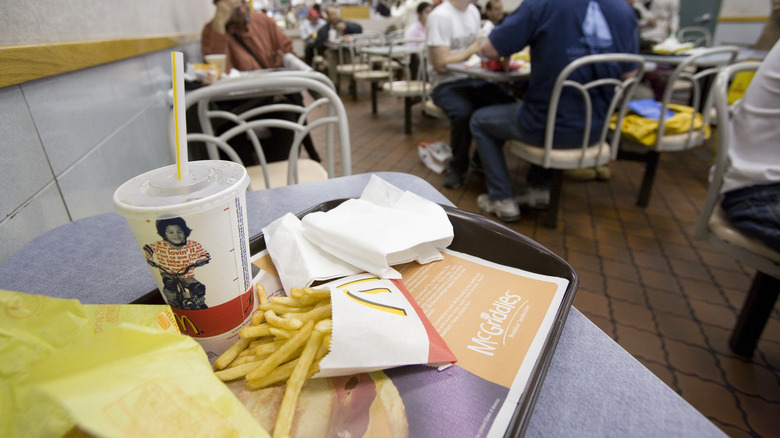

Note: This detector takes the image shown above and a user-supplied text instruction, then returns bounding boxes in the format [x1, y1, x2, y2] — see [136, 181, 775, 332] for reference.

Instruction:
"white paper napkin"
[262, 175, 454, 291]
[301, 175, 454, 279]
[262, 213, 362, 293]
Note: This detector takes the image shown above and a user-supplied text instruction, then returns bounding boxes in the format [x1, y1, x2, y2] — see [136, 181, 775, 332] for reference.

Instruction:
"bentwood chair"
[169, 70, 351, 190]
[617, 45, 739, 206]
[508, 53, 646, 228]
[693, 60, 779, 357]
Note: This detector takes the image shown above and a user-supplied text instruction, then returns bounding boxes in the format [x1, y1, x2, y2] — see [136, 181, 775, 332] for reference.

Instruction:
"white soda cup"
[114, 160, 255, 361]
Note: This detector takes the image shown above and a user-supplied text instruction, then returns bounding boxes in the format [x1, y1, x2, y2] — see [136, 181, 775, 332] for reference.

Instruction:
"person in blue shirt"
[470, 0, 639, 222]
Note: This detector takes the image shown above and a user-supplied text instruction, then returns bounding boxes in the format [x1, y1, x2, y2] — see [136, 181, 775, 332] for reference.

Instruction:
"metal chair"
[169, 70, 351, 190]
[678, 26, 713, 48]
[336, 32, 386, 106]
[693, 60, 779, 357]
[618, 46, 739, 206]
[508, 53, 646, 228]
[381, 37, 429, 134]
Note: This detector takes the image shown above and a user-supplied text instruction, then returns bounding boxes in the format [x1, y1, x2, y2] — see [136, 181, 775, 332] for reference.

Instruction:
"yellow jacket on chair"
[611, 103, 710, 147]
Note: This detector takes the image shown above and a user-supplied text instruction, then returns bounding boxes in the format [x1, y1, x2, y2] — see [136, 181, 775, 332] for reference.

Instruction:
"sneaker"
[477, 194, 521, 222]
[595, 165, 611, 181]
[564, 168, 597, 181]
[443, 168, 463, 189]
[515, 187, 550, 209]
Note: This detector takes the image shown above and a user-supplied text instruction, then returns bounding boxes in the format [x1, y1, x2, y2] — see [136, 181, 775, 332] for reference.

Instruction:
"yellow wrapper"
[0, 289, 269, 438]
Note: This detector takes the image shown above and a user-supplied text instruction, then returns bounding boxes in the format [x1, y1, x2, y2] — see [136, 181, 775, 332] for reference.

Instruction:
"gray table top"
[0, 171, 725, 437]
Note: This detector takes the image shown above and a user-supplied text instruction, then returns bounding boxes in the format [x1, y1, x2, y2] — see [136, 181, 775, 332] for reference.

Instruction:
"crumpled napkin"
[263, 175, 454, 292]
[465, 53, 482, 68]
[263, 212, 363, 292]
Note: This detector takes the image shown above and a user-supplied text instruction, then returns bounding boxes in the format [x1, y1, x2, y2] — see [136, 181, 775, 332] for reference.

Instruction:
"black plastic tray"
[251, 200, 579, 437]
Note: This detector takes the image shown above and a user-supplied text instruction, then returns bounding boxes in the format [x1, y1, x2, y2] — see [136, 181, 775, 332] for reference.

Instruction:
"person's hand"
[468, 38, 481, 57]
[212, 0, 240, 34]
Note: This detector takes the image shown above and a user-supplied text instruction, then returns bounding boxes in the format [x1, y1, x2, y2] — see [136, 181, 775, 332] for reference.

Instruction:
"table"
[0, 172, 726, 437]
[361, 44, 425, 58]
[641, 47, 768, 67]
[447, 61, 531, 83]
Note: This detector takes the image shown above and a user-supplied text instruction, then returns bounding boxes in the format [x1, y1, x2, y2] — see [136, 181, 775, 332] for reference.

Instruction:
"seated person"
[300, 8, 327, 66]
[631, 0, 679, 53]
[312, 6, 363, 51]
[480, 0, 504, 36]
[720, 40, 780, 252]
[470, 0, 638, 222]
[404, 1, 432, 79]
[200, 0, 320, 164]
[426, 0, 517, 189]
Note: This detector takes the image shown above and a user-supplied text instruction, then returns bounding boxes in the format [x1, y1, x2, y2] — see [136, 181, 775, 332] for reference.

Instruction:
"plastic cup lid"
[113, 160, 248, 215]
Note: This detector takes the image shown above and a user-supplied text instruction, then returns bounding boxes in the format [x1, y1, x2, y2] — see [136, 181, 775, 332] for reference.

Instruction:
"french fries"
[213, 285, 333, 438]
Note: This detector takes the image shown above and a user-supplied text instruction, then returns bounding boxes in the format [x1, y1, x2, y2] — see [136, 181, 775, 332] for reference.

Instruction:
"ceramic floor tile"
[638, 268, 681, 293]
[614, 323, 667, 364]
[646, 289, 693, 317]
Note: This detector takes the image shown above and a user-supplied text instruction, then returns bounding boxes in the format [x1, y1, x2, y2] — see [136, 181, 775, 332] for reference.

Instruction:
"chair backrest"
[653, 45, 740, 151]
[383, 37, 428, 92]
[169, 70, 351, 188]
[694, 61, 762, 241]
[339, 32, 385, 68]
[539, 53, 646, 168]
[678, 26, 713, 48]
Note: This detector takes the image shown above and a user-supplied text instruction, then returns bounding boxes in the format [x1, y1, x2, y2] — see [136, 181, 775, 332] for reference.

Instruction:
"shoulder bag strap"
[232, 33, 268, 69]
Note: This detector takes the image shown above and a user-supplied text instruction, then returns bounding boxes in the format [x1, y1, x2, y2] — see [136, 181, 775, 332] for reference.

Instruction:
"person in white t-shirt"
[719, 40, 780, 252]
[427, 0, 516, 189]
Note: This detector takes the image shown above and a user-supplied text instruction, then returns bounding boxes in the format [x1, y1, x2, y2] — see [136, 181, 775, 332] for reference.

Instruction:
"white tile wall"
[0, 42, 200, 265]
[0, 86, 55, 219]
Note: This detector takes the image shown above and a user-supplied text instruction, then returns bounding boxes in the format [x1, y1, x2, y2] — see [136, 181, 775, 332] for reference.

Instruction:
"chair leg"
[729, 271, 780, 357]
[350, 78, 358, 101]
[370, 82, 379, 114]
[637, 151, 660, 207]
[544, 169, 564, 228]
[404, 97, 413, 135]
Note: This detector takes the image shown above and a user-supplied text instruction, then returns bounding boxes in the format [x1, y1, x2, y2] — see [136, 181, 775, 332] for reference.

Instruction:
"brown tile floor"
[309, 81, 780, 437]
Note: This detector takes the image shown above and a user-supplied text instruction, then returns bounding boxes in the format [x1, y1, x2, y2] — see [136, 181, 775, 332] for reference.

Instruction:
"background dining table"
[0, 171, 727, 437]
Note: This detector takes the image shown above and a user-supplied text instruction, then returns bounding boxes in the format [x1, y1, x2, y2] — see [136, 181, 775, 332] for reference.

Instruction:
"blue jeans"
[470, 102, 552, 200]
[721, 182, 780, 253]
[432, 78, 515, 176]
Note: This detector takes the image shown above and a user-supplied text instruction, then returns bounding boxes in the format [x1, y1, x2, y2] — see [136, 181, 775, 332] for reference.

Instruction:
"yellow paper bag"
[0, 289, 269, 438]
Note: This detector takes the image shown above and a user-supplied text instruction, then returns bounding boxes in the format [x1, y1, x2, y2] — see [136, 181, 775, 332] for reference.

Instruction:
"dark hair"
[417, 2, 431, 15]
[485, 0, 500, 10]
[156, 217, 192, 239]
